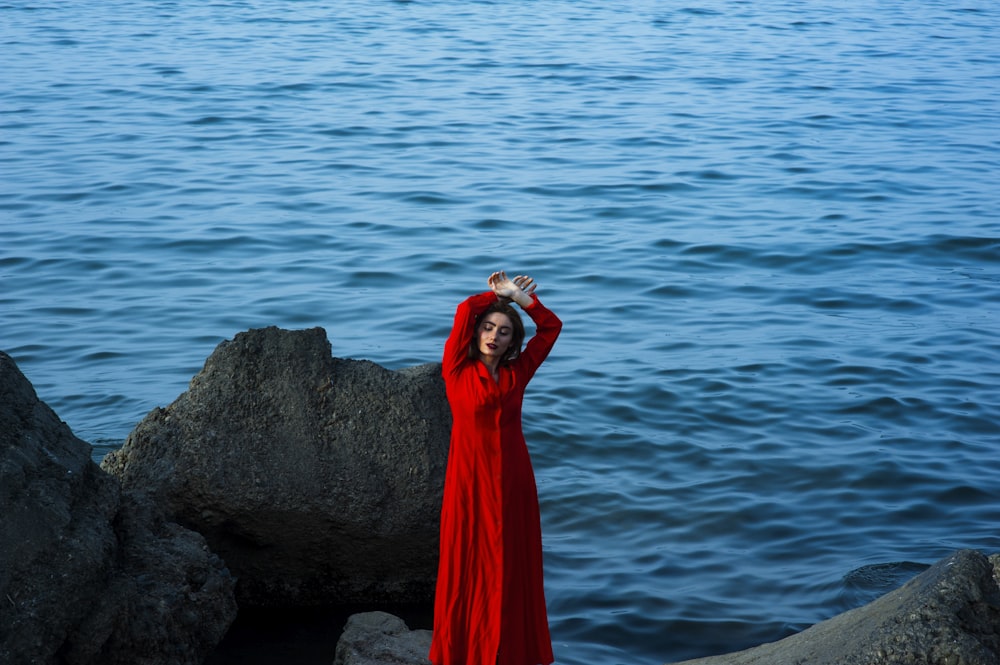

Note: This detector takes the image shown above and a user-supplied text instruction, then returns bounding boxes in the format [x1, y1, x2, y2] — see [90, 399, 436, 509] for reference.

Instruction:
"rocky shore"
[3, 327, 998, 664]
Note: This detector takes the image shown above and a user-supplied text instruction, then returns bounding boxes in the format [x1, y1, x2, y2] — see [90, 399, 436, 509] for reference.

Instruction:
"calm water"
[3, 1, 999, 663]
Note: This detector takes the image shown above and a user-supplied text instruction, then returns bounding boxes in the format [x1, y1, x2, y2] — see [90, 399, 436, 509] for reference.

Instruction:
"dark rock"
[0, 351, 237, 665]
[333, 612, 432, 665]
[669, 548, 1000, 665]
[101, 326, 451, 608]
[64, 490, 238, 665]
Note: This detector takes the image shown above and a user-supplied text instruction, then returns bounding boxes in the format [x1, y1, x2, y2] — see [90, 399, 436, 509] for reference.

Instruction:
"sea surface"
[3, 1, 999, 663]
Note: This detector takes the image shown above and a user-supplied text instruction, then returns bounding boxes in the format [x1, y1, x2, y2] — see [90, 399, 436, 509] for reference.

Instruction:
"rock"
[333, 611, 432, 665]
[102, 326, 451, 608]
[668, 548, 1000, 665]
[68, 490, 238, 665]
[0, 351, 237, 665]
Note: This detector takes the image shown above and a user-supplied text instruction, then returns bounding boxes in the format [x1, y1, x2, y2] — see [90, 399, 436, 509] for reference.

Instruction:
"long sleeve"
[442, 291, 498, 379]
[513, 294, 562, 383]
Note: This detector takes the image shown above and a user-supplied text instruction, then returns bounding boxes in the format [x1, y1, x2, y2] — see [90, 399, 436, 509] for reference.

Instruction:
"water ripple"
[3, 1, 999, 664]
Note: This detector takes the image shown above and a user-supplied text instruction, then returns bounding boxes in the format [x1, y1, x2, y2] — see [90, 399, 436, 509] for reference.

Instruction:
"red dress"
[430, 291, 562, 665]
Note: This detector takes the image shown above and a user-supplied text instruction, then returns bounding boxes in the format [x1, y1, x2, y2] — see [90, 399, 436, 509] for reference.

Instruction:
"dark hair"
[467, 302, 526, 365]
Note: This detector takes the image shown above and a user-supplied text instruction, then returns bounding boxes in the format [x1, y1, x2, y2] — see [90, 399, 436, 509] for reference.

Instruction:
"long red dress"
[429, 291, 562, 665]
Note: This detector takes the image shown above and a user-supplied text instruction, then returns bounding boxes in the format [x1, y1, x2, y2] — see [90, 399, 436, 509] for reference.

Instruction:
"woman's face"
[476, 312, 514, 363]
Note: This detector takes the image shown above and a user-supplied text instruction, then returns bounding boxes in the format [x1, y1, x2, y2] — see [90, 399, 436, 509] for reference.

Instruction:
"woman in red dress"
[430, 271, 562, 665]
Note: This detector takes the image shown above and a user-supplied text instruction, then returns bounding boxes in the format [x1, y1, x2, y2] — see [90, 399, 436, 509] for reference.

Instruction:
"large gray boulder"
[102, 326, 451, 608]
[0, 351, 237, 665]
[669, 548, 1000, 665]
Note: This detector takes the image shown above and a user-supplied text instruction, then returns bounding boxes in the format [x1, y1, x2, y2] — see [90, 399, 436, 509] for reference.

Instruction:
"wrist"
[513, 293, 533, 308]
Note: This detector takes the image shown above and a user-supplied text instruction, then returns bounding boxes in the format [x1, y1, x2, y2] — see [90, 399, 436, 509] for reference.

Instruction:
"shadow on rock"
[0, 352, 237, 665]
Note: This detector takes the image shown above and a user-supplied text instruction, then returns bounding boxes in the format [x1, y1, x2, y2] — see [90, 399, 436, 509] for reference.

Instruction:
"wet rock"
[0, 351, 237, 665]
[333, 612, 432, 665]
[102, 326, 451, 608]
[669, 548, 1000, 665]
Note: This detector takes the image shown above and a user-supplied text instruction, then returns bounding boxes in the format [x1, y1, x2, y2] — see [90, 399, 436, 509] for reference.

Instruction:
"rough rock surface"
[333, 611, 432, 665]
[102, 326, 451, 608]
[668, 548, 1000, 665]
[0, 351, 237, 665]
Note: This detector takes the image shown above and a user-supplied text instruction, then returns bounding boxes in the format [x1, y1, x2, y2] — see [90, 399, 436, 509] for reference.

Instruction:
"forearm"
[509, 291, 534, 309]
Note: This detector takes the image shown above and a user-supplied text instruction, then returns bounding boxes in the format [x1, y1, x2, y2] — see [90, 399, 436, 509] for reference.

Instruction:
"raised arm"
[442, 290, 498, 378]
[517, 293, 562, 380]
[444, 272, 560, 380]
[488, 271, 562, 378]
[487, 270, 536, 308]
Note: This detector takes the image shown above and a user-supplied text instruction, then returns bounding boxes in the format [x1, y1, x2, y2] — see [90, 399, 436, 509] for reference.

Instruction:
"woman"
[430, 271, 562, 665]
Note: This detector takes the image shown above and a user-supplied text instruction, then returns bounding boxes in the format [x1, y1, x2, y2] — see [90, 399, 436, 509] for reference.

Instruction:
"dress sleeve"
[443, 291, 498, 378]
[515, 294, 562, 381]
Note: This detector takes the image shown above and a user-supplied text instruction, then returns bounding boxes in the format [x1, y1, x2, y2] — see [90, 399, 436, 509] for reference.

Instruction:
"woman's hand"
[488, 271, 536, 307]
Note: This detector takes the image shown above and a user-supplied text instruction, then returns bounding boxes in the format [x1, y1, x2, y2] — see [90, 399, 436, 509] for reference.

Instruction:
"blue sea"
[3, 1, 999, 663]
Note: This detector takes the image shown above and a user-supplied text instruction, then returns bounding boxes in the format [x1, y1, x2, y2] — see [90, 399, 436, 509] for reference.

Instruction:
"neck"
[479, 356, 500, 377]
